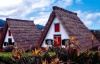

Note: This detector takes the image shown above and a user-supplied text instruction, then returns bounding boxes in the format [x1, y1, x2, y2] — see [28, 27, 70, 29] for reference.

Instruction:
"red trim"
[0, 48, 3, 52]
[0, 23, 8, 48]
[55, 23, 60, 32]
[9, 30, 11, 36]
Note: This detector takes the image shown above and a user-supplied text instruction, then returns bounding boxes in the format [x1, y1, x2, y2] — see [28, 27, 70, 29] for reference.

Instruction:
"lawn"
[0, 52, 33, 60]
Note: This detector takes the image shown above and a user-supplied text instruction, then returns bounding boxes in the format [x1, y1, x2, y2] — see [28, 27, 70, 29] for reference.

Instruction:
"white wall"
[3, 27, 15, 48]
[42, 17, 69, 47]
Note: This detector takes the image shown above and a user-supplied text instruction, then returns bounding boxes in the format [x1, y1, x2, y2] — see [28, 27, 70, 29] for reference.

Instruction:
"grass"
[0, 52, 12, 60]
[23, 52, 33, 57]
[0, 52, 33, 60]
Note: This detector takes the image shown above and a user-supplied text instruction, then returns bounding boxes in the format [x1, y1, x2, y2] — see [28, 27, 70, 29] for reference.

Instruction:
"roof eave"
[39, 11, 56, 46]
[0, 22, 8, 48]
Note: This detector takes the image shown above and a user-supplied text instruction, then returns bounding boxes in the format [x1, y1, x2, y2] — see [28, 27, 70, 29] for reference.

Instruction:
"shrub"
[3, 45, 14, 52]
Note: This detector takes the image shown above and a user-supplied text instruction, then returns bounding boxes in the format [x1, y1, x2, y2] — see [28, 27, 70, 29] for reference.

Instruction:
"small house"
[39, 6, 100, 51]
[0, 18, 41, 51]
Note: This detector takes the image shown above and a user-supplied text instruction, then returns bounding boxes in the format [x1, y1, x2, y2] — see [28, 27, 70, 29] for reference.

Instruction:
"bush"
[3, 45, 14, 52]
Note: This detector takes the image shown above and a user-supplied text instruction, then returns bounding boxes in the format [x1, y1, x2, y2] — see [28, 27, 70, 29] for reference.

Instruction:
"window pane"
[45, 39, 53, 45]
[4, 42, 7, 46]
[55, 23, 60, 32]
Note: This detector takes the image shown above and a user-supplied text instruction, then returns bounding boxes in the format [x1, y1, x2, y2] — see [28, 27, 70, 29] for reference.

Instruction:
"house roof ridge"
[53, 6, 77, 15]
[6, 18, 34, 22]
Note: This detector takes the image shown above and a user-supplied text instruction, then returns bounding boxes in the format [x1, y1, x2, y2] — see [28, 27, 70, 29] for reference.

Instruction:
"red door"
[54, 35, 61, 47]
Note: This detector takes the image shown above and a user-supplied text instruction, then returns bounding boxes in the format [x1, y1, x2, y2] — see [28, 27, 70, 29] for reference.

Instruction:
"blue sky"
[0, 0, 100, 29]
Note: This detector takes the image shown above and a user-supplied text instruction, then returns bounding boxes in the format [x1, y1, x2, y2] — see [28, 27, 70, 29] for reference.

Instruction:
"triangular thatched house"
[39, 6, 100, 51]
[0, 18, 41, 51]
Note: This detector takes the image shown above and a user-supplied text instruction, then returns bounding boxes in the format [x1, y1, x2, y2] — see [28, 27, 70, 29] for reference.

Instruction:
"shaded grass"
[23, 52, 33, 57]
[80, 51, 99, 54]
[0, 52, 12, 60]
[0, 52, 33, 60]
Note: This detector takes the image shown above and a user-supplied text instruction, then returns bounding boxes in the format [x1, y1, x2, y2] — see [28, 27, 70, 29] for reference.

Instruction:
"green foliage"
[48, 52, 56, 57]
[0, 52, 33, 60]
[23, 52, 33, 57]
[0, 52, 12, 60]
[39, 52, 45, 57]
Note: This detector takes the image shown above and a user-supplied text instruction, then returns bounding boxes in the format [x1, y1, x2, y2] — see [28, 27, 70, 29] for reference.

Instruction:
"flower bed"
[0, 46, 100, 64]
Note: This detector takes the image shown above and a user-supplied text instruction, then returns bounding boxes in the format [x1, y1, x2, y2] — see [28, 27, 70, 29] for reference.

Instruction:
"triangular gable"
[41, 17, 70, 47]
[3, 27, 15, 48]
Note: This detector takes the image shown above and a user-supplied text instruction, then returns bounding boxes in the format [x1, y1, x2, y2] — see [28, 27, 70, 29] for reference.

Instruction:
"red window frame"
[8, 30, 11, 36]
[55, 23, 60, 32]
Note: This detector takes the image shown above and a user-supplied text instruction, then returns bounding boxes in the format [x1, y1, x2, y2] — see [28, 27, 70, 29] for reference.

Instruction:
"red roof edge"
[53, 6, 77, 15]
[0, 22, 8, 48]
[39, 11, 55, 46]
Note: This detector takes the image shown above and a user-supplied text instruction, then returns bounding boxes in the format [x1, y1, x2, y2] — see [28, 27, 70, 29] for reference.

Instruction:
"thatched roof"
[39, 6, 100, 51]
[0, 18, 42, 50]
[90, 30, 100, 43]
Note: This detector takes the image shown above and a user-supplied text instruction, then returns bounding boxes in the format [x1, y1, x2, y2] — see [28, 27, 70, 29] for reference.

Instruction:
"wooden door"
[8, 38, 12, 45]
[54, 35, 61, 47]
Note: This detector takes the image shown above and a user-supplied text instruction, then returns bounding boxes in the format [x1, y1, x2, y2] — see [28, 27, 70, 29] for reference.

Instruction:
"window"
[62, 39, 69, 45]
[4, 42, 7, 46]
[45, 39, 53, 45]
[8, 30, 11, 36]
[55, 23, 60, 32]
[8, 38, 12, 45]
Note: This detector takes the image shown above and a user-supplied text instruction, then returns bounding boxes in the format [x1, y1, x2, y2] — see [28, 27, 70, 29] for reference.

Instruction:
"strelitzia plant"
[77, 52, 80, 56]
[45, 47, 49, 51]
[51, 57, 59, 64]
[12, 47, 22, 59]
[48, 52, 56, 57]
[86, 50, 91, 56]
[32, 48, 40, 55]
[42, 59, 48, 64]
[39, 52, 45, 57]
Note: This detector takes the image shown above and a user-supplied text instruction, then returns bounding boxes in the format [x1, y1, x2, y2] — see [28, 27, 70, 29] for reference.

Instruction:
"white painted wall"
[3, 27, 15, 48]
[42, 17, 70, 47]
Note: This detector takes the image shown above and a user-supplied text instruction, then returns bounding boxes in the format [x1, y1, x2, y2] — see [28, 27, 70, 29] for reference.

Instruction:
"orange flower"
[90, 34, 94, 40]
[12, 47, 23, 59]
[77, 52, 80, 56]
[66, 42, 69, 46]
[42, 60, 47, 64]
[70, 36, 75, 42]
[75, 40, 79, 45]
[45, 47, 49, 51]
[17, 54, 21, 59]
[51, 58, 59, 64]
[86, 50, 91, 55]
[32, 48, 40, 55]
